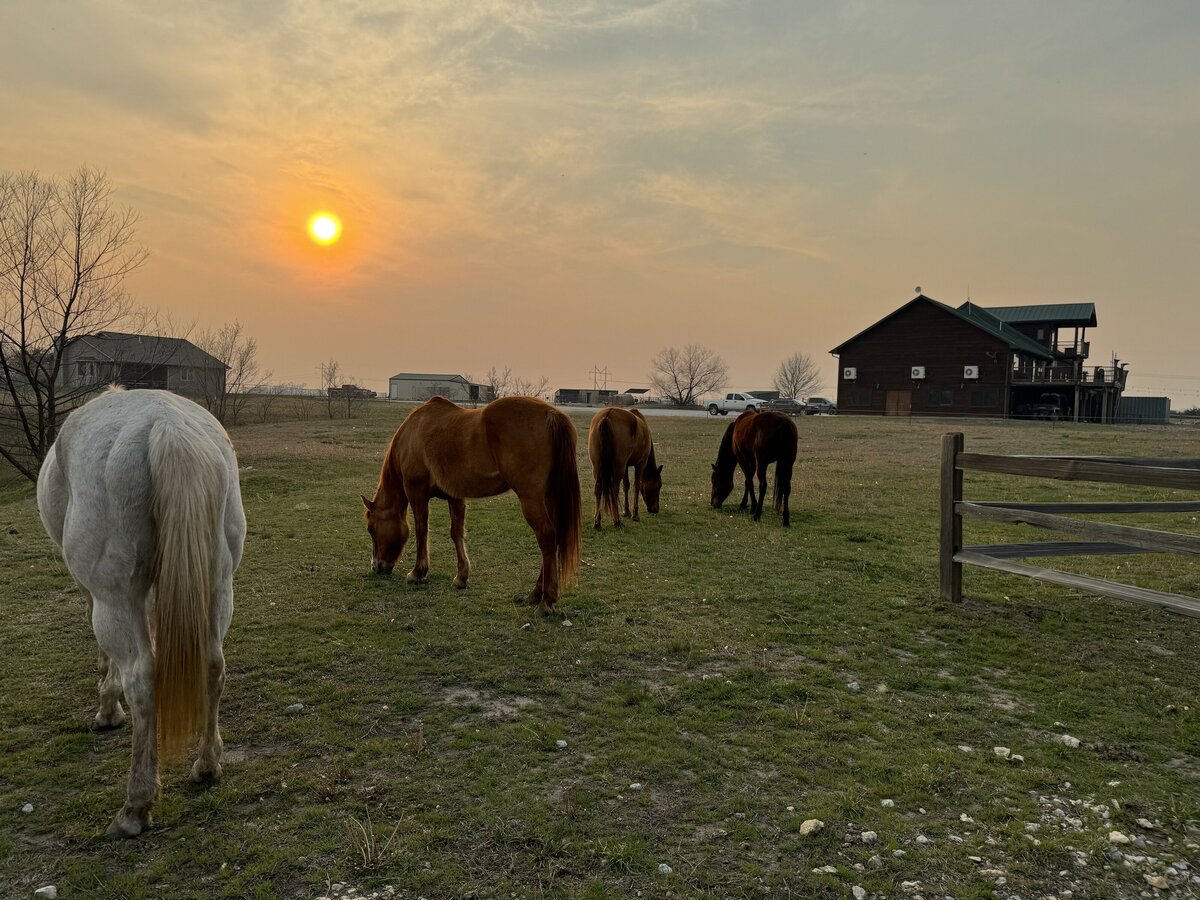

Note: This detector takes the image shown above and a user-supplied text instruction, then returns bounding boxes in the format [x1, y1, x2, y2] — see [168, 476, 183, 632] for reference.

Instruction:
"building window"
[927, 389, 954, 408]
[846, 388, 872, 407]
[969, 388, 998, 408]
[77, 361, 94, 380]
[180, 368, 192, 382]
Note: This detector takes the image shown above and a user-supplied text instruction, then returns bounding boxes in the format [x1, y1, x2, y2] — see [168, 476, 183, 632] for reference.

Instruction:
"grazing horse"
[36, 388, 245, 837]
[587, 407, 663, 529]
[362, 396, 582, 615]
[710, 409, 798, 526]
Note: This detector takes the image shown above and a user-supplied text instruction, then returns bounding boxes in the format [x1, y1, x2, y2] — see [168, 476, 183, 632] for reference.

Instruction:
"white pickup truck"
[707, 392, 766, 416]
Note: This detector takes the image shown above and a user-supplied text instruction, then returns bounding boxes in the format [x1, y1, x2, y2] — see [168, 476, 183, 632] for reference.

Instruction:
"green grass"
[1, 406, 1198, 898]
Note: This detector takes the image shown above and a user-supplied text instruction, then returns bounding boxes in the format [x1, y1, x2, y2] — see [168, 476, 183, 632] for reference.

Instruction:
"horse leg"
[518, 494, 559, 616]
[86, 592, 126, 730]
[92, 592, 158, 838]
[406, 489, 431, 584]
[191, 576, 233, 783]
[630, 465, 641, 521]
[740, 461, 756, 511]
[592, 478, 604, 530]
[622, 469, 632, 518]
[449, 497, 471, 589]
[754, 461, 769, 522]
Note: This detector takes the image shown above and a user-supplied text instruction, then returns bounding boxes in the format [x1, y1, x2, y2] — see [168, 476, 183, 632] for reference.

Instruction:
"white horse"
[37, 388, 245, 837]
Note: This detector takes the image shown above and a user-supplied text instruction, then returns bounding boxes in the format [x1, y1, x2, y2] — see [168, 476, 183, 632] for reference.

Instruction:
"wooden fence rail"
[939, 433, 1200, 618]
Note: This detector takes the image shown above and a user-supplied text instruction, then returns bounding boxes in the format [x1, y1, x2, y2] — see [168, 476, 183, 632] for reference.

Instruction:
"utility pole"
[591, 365, 610, 390]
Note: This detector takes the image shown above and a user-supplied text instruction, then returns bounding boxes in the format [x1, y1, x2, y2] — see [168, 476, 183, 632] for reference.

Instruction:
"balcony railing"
[1012, 363, 1127, 387]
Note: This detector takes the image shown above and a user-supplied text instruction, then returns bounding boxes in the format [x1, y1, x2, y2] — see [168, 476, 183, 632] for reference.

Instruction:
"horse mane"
[714, 419, 737, 476]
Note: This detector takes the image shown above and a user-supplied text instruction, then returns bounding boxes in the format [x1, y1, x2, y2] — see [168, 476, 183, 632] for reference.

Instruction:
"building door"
[885, 390, 912, 416]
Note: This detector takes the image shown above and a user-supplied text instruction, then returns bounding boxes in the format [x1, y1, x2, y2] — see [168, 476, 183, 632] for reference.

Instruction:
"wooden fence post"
[940, 432, 964, 601]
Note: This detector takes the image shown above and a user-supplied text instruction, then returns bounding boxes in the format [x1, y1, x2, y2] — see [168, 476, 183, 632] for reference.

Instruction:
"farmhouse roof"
[388, 373, 471, 383]
[623, 387, 650, 394]
[830, 295, 1055, 361]
[68, 332, 226, 369]
[982, 303, 1097, 328]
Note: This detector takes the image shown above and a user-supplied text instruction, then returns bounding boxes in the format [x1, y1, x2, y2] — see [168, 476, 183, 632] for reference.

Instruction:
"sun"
[307, 212, 342, 246]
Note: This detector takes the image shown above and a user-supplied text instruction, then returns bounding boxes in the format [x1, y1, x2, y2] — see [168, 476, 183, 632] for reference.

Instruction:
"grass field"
[2, 405, 1198, 899]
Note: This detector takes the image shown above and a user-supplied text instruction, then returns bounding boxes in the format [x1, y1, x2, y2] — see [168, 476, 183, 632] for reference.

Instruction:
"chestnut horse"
[37, 388, 245, 837]
[362, 396, 582, 614]
[587, 407, 663, 529]
[710, 409, 798, 526]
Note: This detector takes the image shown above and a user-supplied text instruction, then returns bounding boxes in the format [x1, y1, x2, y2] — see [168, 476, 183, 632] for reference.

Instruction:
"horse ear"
[361, 494, 374, 511]
[657, 464, 664, 475]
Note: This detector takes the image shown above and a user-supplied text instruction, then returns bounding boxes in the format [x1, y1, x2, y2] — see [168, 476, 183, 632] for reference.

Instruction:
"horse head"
[361, 494, 409, 574]
[710, 461, 733, 508]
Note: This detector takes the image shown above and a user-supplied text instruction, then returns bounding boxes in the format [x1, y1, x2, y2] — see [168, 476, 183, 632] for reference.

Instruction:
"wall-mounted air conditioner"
[963, 365, 980, 380]
[843, 367, 857, 381]
[911, 366, 926, 380]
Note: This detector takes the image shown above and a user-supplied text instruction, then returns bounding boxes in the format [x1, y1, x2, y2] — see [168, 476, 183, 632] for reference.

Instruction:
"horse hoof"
[536, 603, 558, 618]
[190, 759, 223, 784]
[593, 521, 602, 531]
[92, 707, 126, 731]
[106, 810, 149, 839]
[406, 570, 429, 584]
[452, 576, 468, 590]
[631, 514, 640, 522]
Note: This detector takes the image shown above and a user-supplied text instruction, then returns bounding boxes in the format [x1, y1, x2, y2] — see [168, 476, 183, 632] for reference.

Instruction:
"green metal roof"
[983, 303, 1097, 327]
[829, 295, 1055, 360]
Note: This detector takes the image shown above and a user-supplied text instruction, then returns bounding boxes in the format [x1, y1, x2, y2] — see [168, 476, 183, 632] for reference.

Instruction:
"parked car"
[707, 392, 767, 415]
[764, 397, 805, 415]
[1016, 393, 1064, 421]
[803, 396, 837, 415]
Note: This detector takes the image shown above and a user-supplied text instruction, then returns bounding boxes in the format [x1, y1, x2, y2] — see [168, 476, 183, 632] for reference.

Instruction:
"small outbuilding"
[388, 373, 494, 404]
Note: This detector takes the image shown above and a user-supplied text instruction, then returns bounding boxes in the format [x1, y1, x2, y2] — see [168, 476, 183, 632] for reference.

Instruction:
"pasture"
[2, 405, 1198, 899]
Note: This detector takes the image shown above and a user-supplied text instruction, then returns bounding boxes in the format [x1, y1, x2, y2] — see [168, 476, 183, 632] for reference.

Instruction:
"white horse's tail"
[148, 416, 224, 758]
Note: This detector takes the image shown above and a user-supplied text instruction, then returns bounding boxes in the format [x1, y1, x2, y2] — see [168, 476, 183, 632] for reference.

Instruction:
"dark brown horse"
[710, 409, 798, 526]
[362, 396, 583, 614]
[587, 407, 663, 529]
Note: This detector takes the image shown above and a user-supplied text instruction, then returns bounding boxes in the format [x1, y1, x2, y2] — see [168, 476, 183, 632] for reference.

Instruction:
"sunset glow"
[307, 212, 341, 246]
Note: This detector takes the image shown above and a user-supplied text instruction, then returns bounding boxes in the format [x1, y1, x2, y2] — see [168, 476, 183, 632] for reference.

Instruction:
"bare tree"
[194, 321, 271, 426]
[648, 344, 728, 407]
[773, 352, 822, 400]
[320, 358, 341, 419]
[0, 168, 149, 480]
[486, 365, 549, 400]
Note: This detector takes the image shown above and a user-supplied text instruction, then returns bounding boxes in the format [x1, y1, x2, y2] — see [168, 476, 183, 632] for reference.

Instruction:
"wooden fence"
[939, 432, 1200, 618]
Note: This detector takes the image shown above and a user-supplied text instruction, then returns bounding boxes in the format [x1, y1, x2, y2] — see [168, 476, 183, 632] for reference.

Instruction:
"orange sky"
[2, 2, 1197, 402]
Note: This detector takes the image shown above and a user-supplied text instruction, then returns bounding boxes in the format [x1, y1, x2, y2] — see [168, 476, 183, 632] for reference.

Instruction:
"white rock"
[1137, 818, 1156, 830]
[915, 835, 930, 844]
[1144, 874, 1168, 889]
[958, 745, 974, 752]
[868, 855, 883, 869]
[284, 703, 304, 714]
[893, 849, 906, 858]
[881, 798, 895, 808]
[561, 619, 572, 627]
[21, 803, 33, 814]
[657, 863, 672, 875]
[847, 681, 861, 692]
[852, 887, 867, 900]
[960, 813, 976, 824]
[861, 830, 878, 844]
[1109, 831, 1131, 845]
[812, 865, 838, 874]
[786, 805, 795, 812]
[629, 783, 642, 790]
[1058, 734, 1081, 749]
[34, 889, 57, 900]
[993, 746, 1011, 759]
[1010, 753, 1024, 763]
[799, 818, 824, 837]
[555, 740, 568, 749]
[949, 835, 963, 844]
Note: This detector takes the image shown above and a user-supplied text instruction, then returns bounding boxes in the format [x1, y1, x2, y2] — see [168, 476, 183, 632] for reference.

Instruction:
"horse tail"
[548, 409, 582, 587]
[595, 416, 621, 522]
[148, 415, 223, 759]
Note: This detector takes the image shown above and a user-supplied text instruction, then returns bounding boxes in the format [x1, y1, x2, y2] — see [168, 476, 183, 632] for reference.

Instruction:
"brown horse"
[362, 396, 582, 614]
[587, 407, 663, 529]
[710, 409, 798, 526]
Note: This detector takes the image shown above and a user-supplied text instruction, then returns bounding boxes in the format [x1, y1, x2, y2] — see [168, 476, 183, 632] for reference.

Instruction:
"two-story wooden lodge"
[830, 294, 1128, 422]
